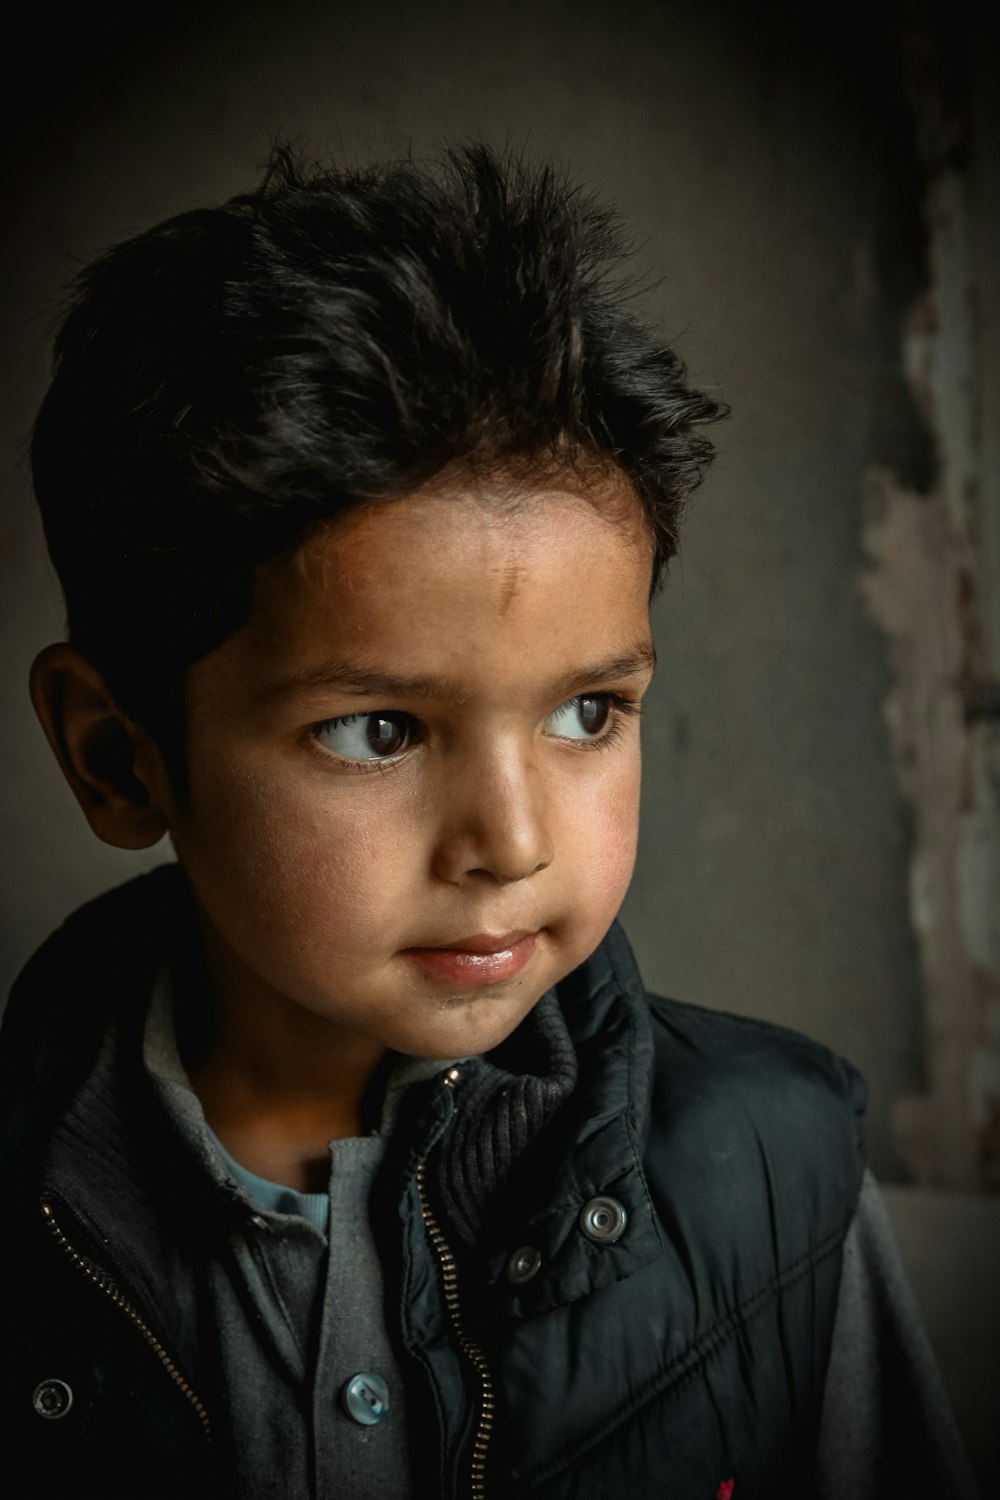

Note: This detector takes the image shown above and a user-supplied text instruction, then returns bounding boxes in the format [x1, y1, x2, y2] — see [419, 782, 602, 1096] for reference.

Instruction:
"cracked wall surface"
[860, 14, 1000, 1191]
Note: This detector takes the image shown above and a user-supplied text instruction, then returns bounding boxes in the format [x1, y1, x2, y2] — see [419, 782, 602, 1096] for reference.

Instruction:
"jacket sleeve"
[816, 1169, 980, 1500]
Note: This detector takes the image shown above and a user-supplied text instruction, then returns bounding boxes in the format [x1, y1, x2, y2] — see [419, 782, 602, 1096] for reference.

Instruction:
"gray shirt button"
[341, 1372, 390, 1425]
[33, 1379, 73, 1419]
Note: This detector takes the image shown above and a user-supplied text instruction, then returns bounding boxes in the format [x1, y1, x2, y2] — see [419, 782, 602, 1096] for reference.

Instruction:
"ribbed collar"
[435, 987, 579, 1245]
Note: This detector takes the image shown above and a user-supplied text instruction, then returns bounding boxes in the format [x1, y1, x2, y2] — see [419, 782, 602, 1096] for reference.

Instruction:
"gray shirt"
[818, 1170, 980, 1499]
[144, 970, 450, 1500]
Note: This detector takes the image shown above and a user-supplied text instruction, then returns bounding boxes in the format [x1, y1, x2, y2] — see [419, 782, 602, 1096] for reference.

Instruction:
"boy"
[3, 146, 977, 1498]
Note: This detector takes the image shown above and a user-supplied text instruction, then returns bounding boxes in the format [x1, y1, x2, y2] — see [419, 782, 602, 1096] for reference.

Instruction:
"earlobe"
[29, 643, 171, 850]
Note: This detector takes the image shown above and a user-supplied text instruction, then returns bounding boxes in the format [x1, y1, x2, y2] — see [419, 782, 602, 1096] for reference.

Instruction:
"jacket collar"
[457, 920, 665, 1318]
[4, 867, 227, 1347]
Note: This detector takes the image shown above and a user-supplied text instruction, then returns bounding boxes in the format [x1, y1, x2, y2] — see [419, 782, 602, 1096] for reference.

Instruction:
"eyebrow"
[262, 640, 657, 705]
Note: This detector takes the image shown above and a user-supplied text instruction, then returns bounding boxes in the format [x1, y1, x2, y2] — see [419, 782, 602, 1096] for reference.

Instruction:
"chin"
[399, 989, 544, 1061]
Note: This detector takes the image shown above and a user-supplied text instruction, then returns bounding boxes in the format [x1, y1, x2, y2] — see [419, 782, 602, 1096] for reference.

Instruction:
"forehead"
[230, 476, 654, 696]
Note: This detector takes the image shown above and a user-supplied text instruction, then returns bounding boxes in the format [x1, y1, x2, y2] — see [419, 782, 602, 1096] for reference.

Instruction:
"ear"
[29, 643, 171, 850]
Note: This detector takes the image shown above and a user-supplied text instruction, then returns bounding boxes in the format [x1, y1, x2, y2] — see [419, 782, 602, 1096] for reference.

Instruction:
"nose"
[431, 749, 554, 887]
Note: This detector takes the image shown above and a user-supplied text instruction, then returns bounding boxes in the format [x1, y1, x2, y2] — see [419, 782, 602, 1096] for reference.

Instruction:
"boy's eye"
[544, 695, 612, 740]
[315, 712, 415, 761]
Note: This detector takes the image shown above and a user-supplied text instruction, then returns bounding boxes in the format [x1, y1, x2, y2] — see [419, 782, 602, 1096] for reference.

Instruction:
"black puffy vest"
[389, 922, 867, 1499]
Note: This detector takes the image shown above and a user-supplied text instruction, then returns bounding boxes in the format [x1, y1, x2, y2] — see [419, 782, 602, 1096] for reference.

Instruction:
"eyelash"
[311, 693, 642, 773]
[565, 695, 641, 754]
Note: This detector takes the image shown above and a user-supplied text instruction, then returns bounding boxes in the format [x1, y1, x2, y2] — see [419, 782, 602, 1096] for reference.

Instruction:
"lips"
[401, 930, 539, 985]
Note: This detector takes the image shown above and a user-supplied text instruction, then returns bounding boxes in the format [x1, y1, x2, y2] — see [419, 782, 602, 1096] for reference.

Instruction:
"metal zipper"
[416, 1067, 495, 1500]
[40, 1197, 212, 1440]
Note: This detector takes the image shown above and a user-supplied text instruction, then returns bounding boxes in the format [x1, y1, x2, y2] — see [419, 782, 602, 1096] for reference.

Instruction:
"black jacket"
[2, 868, 866, 1498]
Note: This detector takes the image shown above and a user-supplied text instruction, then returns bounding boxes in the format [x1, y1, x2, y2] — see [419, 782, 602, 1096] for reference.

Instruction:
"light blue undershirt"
[207, 1132, 330, 1232]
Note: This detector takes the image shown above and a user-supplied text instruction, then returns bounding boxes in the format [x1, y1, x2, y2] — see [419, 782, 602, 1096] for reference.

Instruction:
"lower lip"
[402, 933, 539, 985]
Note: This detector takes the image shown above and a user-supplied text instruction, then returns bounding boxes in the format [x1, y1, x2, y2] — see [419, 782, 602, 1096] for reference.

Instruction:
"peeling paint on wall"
[859, 25, 1000, 1191]
[861, 471, 999, 1187]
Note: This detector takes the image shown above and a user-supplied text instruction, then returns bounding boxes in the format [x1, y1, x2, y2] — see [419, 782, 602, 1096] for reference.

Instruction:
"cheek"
[599, 780, 642, 905]
[173, 764, 413, 957]
[563, 755, 641, 918]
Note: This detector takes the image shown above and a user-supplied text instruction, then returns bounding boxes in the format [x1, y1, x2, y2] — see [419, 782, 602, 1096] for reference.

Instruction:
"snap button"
[579, 1195, 627, 1244]
[507, 1244, 542, 1283]
[341, 1372, 390, 1426]
[33, 1379, 73, 1419]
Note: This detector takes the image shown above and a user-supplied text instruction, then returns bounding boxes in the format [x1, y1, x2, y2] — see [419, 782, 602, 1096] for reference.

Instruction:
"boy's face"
[165, 477, 655, 1062]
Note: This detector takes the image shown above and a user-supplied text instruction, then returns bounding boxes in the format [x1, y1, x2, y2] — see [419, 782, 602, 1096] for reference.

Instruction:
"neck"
[177, 936, 387, 1192]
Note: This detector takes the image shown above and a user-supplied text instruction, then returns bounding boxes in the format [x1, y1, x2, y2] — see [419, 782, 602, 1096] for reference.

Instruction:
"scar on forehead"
[496, 558, 525, 617]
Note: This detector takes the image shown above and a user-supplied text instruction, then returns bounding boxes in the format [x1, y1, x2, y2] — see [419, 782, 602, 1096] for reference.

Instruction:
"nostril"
[432, 820, 553, 887]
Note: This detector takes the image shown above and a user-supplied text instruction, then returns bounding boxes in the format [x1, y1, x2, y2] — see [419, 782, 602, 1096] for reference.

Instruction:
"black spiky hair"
[32, 142, 725, 751]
